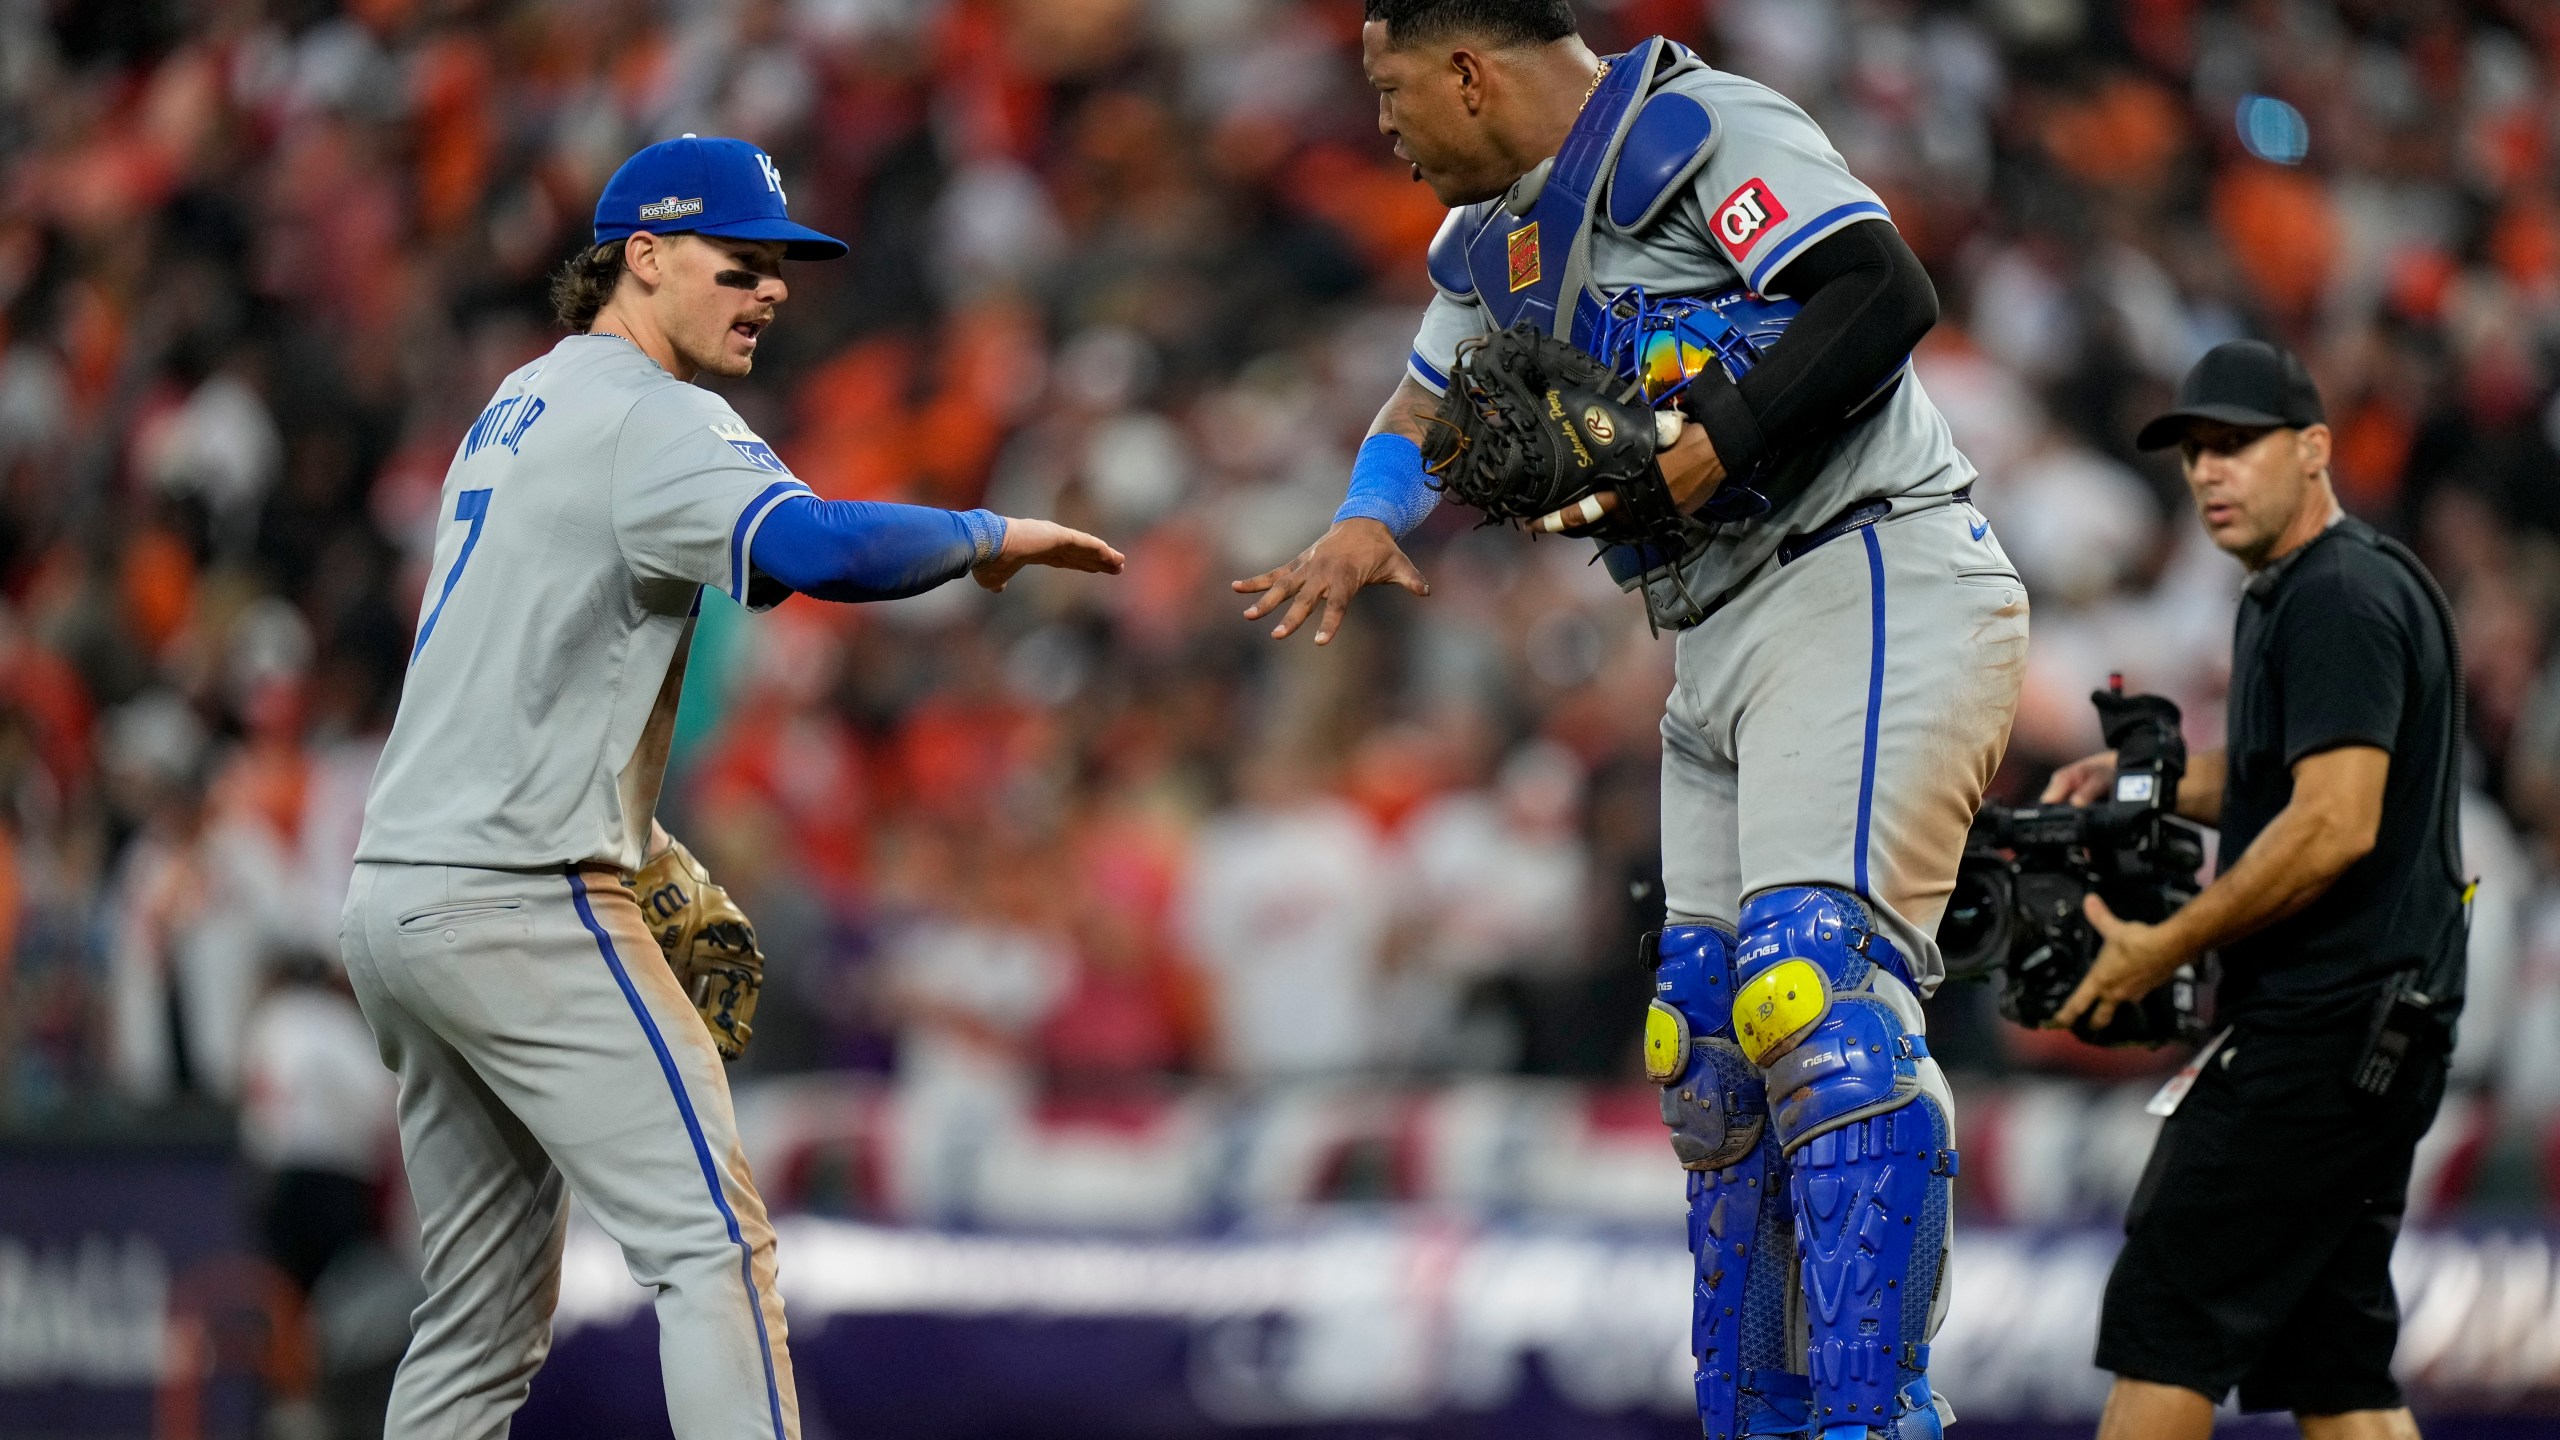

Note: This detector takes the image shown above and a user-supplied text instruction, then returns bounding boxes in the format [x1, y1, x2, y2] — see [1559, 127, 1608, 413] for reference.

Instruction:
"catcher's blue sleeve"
[750, 494, 1005, 602]
[1333, 433, 1438, 538]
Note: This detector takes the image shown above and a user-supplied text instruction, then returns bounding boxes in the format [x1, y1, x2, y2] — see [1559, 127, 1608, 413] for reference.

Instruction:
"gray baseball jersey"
[343, 330, 813, 1438]
[1407, 63, 1975, 609]
[355, 333, 811, 873]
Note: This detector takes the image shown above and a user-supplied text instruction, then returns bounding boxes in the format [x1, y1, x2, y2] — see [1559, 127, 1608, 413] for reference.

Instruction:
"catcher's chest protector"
[1428, 38, 1913, 601]
[1427, 36, 1712, 353]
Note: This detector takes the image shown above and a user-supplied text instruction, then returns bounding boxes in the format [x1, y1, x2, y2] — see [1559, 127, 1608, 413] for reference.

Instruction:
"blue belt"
[1771, 484, 1966, 568]
[1776, 498, 1892, 566]
[1774, 485, 1970, 567]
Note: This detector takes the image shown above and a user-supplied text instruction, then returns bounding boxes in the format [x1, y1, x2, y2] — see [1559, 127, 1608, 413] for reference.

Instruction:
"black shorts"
[2096, 1018, 2447, 1415]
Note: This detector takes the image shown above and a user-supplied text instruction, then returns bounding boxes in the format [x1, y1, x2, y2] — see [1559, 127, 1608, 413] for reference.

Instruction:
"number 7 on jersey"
[411, 488, 493, 663]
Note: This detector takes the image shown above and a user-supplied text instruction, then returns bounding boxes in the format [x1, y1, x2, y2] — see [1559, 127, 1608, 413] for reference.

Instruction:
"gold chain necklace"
[1580, 60, 1612, 110]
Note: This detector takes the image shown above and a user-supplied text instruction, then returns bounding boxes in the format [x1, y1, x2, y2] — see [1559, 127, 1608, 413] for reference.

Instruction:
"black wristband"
[1678, 367, 1771, 481]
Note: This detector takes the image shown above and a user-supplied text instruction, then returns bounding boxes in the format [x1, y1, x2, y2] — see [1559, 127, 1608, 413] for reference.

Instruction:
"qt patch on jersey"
[1713, 179, 1788, 257]
[712, 421, 791, 474]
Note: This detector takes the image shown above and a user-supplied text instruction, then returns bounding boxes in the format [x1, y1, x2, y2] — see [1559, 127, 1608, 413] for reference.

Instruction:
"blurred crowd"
[4, 0, 2560, 1266]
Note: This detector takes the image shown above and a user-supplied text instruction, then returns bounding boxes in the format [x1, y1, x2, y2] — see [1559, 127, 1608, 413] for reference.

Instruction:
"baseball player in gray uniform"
[340, 136, 1120, 1439]
[1234, 6, 2026, 1438]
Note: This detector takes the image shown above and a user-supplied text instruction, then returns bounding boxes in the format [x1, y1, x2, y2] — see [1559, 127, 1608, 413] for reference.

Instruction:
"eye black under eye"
[714, 270, 765, 289]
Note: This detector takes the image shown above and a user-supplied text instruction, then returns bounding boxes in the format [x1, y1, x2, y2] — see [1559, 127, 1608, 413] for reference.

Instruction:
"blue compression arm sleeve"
[749, 493, 1007, 602]
[1332, 433, 1438, 537]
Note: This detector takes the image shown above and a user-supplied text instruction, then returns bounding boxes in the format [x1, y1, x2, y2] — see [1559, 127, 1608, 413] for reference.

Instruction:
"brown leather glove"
[633, 836, 764, 1061]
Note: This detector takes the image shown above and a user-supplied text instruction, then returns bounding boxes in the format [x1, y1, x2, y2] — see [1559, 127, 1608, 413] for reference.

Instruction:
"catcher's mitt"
[634, 837, 764, 1061]
[1420, 321, 1684, 543]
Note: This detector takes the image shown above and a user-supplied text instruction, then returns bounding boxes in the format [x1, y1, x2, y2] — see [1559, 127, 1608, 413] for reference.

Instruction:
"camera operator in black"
[2041, 340, 2465, 1440]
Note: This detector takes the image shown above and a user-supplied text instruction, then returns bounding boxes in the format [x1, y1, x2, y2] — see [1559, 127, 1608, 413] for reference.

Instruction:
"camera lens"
[1938, 859, 2013, 980]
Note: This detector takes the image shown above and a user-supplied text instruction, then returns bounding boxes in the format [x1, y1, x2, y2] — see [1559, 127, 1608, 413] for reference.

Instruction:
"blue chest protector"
[1425, 39, 1906, 582]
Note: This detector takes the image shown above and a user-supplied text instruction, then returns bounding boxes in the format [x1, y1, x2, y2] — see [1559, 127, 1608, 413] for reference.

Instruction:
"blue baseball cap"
[593, 135, 847, 261]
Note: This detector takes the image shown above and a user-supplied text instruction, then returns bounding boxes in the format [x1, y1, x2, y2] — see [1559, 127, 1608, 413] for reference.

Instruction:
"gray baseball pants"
[1658, 494, 2027, 1385]
[339, 860, 798, 1440]
[1660, 495, 2031, 985]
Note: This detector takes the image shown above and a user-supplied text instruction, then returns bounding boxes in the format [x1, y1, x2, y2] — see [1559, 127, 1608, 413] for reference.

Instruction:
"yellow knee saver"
[1642, 999, 1691, 1084]
[1731, 959, 1830, 1067]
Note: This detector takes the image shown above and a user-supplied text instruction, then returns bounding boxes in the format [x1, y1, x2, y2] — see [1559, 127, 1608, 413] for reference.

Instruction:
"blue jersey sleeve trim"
[566, 871, 789, 1440]
[727, 480, 813, 602]
[1333, 432, 1438, 538]
[1749, 201, 1891, 295]
[1751, 198, 1894, 294]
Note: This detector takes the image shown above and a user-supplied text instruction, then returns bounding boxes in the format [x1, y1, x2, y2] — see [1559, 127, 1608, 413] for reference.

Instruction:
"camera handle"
[2090, 676, 2188, 816]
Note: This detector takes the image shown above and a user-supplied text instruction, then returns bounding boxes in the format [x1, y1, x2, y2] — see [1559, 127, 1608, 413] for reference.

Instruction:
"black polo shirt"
[2216, 514, 2464, 1033]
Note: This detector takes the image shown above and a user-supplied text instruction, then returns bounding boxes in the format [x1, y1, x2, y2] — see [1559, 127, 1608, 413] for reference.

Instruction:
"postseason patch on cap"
[638, 195, 706, 222]
[712, 421, 791, 474]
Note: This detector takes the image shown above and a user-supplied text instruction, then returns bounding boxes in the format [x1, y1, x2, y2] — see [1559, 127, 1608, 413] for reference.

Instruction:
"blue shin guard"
[1649, 925, 1809, 1440]
[1730, 889, 1956, 1440]
[1792, 1112, 1951, 1439]
[1688, 1139, 1808, 1438]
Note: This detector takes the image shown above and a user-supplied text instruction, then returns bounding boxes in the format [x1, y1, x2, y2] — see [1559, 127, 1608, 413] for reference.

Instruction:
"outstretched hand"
[974, 517, 1125, 593]
[1231, 518, 1429, 645]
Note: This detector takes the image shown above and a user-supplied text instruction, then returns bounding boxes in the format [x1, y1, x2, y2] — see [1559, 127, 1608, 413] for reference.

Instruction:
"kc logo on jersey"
[1507, 222, 1541, 292]
[1713, 179, 1788, 257]
[713, 421, 791, 474]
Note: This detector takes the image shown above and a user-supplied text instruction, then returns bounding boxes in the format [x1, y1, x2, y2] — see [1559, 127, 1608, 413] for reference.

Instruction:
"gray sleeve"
[609, 388, 814, 600]
[1686, 79, 1888, 298]
[1407, 291, 1490, 396]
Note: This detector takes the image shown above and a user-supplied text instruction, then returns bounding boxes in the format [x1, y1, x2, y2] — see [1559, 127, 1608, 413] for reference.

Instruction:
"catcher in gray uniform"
[341, 136, 1120, 1440]
[1232, 5, 2027, 1438]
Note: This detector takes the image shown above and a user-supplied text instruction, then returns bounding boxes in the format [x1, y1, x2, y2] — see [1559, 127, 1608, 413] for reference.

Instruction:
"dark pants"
[262, 1167, 380, 1294]
[2096, 1019, 2447, 1415]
